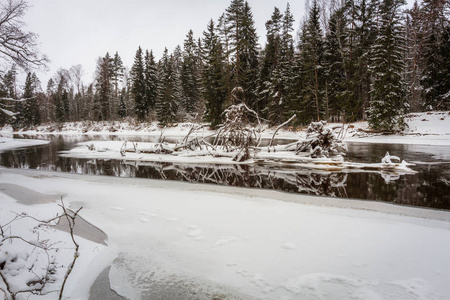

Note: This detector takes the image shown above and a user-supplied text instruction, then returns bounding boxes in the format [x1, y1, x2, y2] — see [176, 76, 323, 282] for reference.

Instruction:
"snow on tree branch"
[0, 199, 82, 300]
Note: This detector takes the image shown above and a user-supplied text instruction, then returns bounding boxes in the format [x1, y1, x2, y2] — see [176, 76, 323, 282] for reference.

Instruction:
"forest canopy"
[0, 0, 449, 131]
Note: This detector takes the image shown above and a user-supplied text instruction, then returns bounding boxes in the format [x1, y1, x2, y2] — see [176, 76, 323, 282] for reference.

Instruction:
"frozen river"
[1, 134, 449, 210]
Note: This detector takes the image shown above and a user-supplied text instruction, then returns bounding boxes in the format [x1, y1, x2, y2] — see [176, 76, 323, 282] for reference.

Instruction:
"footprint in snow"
[281, 242, 297, 250]
[187, 229, 202, 237]
[213, 236, 237, 247]
[111, 207, 124, 211]
[140, 218, 150, 223]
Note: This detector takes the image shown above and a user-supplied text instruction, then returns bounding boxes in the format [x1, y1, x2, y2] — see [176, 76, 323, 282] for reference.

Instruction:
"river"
[1, 134, 449, 210]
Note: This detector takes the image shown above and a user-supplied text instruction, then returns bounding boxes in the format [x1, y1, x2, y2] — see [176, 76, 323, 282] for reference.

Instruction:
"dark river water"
[1, 134, 449, 210]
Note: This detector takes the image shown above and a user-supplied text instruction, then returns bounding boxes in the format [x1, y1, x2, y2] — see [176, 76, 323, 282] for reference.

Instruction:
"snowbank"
[2, 111, 449, 146]
[1, 169, 449, 300]
[0, 136, 49, 153]
[342, 111, 450, 146]
[0, 188, 110, 300]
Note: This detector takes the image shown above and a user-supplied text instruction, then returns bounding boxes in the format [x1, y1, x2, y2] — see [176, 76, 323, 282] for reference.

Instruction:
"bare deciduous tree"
[0, 0, 48, 71]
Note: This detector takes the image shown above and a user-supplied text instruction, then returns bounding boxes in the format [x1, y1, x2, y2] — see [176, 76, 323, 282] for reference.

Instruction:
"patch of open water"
[1, 134, 449, 210]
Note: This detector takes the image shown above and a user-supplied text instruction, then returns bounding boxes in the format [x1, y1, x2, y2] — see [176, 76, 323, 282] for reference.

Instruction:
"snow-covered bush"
[0, 202, 81, 300]
[295, 121, 347, 158]
[214, 103, 261, 161]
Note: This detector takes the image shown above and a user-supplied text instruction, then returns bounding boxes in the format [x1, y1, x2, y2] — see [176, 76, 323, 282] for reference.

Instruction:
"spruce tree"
[118, 88, 127, 118]
[353, 0, 381, 120]
[131, 46, 147, 121]
[259, 7, 283, 123]
[94, 53, 113, 120]
[420, 0, 450, 110]
[368, 0, 407, 130]
[156, 48, 179, 125]
[202, 19, 227, 128]
[404, 1, 424, 112]
[225, 0, 259, 109]
[20, 72, 40, 127]
[278, 3, 297, 124]
[52, 69, 70, 123]
[181, 30, 202, 115]
[144, 50, 158, 111]
[239, 1, 259, 110]
[111, 52, 125, 116]
[1, 66, 17, 125]
[323, 4, 349, 121]
[298, 0, 325, 123]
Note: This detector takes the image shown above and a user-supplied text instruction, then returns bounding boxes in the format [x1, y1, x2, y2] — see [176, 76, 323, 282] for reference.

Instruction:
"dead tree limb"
[58, 199, 82, 300]
[269, 114, 296, 148]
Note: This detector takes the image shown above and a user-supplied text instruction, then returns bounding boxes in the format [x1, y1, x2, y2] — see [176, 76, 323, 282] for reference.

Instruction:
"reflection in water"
[1, 135, 449, 210]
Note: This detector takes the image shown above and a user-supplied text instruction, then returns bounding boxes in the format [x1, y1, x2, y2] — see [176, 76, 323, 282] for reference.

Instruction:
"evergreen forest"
[1, 0, 449, 131]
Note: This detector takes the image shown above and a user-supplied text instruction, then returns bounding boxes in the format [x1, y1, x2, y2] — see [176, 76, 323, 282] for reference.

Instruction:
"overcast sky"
[22, 0, 415, 87]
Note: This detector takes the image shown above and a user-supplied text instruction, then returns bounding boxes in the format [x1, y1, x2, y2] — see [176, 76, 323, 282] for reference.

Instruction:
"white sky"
[22, 0, 416, 87]
[23, 0, 305, 86]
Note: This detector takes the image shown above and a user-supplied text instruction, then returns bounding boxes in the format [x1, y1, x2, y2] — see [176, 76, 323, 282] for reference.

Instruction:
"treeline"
[1, 0, 449, 130]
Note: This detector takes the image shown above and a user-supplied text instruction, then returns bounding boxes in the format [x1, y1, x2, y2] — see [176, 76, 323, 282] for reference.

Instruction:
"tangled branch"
[0, 198, 82, 300]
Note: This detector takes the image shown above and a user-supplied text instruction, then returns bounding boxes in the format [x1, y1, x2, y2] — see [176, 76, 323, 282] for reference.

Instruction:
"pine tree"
[94, 53, 113, 120]
[181, 30, 202, 115]
[217, 13, 233, 101]
[420, 0, 450, 110]
[239, 1, 259, 109]
[144, 50, 158, 112]
[44, 78, 54, 122]
[202, 19, 228, 128]
[278, 3, 297, 124]
[20, 72, 40, 127]
[259, 7, 283, 123]
[323, 3, 349, 122]
[156, 48, 179, 125]
[1, 66, 17, 125]
[3, 65, 17, 99]
[225, 0, 259, 109]
[298, 0, 325, 123]
[404, 1, 424, 112]
[53, 69, 71, 123]
[111, 52, 125, 116]
[225, 0, 245, 85]
[368, 0, 408, 130]
[346, 0, 380, 121]
[118, 87, 127, 118]
[131, 46, 147, 121]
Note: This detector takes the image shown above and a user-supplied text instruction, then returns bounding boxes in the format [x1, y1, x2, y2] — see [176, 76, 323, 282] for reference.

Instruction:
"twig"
[58, 199, 82, 300]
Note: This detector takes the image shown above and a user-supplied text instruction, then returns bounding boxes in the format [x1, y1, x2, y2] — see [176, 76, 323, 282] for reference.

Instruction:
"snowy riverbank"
[1, 168, 450, 300]
[2, 111, 449, 146]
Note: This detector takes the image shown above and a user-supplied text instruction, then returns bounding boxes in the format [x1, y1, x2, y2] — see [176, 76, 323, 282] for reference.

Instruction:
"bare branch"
[269, 114, 296, 148]
[0, 0, 49, 71]
[58, 199, 81, 300]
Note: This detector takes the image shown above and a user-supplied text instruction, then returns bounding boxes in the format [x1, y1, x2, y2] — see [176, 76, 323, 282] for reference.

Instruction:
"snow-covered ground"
[0, 111, 449, 299]
[0, 183, 109, 300]
[1, 169, 449, 300]
[340, 111, 450, 146]
[2, 111, 449, 146]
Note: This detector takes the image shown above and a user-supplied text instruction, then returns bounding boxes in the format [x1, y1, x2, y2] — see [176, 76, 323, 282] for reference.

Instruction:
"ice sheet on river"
[0, 169, 449, 300]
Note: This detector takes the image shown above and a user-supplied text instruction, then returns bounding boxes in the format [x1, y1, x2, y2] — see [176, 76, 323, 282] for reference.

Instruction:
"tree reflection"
[1, 147, 448, 210]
